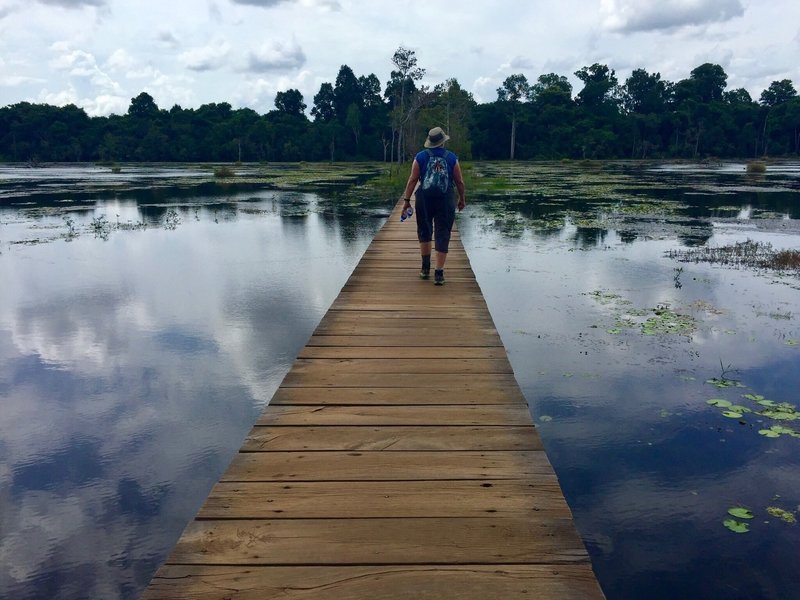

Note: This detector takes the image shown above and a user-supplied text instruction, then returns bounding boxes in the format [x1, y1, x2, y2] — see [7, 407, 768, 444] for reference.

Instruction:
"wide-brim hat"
[424, 126, 450, 148]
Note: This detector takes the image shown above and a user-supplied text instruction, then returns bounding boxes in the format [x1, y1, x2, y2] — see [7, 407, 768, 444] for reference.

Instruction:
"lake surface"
[1, 162, 799, 599]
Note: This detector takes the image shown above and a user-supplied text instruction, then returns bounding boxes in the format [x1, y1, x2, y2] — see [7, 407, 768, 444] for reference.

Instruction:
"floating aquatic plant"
[641, 306, 696, 336]
[766, 507, 797, 524]
[588, 292, 696, 337]
[707, 399, 732, 408]
[723, 518, 750, 533]
[728, 507, 754, 520]
[705, 378, 746, 389]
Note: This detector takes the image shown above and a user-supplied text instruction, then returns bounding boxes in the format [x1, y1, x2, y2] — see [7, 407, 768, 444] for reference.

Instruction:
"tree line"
[1, 47, 798, 163]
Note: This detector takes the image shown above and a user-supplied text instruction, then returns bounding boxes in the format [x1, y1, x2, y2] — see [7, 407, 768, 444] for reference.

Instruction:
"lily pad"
[728, 507, 754, 519]
[728, 405, 752, 414]
[743, 394, 765, 402]
[770, 426, 795, 435]
[761, 410, 798, 421]
[707, 399, 732, 407]
[721, 411, 744, 419]
[706, 378, 746, 389]
[539, 415, 553, 422]
[723, 518, 750, 533]
[786, 339, 799, 346]
[759, 429, 781, 438]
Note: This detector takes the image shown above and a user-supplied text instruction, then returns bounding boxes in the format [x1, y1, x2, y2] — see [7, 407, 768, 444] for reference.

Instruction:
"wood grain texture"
[269, 386, 527, 405]
[199, 480, 561, 518]
[221, 450, 555, 482]
[253, 405, 533, 426]
[242, 426, 541, 451]
[167, 517, 589, 565]
[143, 199, 604, 599]
[143, 565, 604, 600]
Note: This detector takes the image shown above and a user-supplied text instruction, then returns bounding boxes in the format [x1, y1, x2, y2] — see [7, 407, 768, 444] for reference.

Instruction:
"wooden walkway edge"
[143, 201, 605, 599]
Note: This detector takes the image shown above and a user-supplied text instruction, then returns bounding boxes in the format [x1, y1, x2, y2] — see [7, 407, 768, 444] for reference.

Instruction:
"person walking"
[400, 126, 466, 285]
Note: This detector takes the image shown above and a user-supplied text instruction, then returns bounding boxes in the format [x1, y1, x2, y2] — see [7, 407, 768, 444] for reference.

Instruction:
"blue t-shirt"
[415, 148, 458, 183]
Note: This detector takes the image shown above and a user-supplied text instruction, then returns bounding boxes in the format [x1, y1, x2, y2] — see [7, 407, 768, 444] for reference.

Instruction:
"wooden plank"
[269, 386, 527, 405]
[144, 564, 603, 600]
[289, 358, 514, 374]
[221, 451, 553, 482]
[242, 426, 541, 451]
[280, 372, 518, 388]
[255, 405, 532, 426]
[143, 198, 604, 599]
[198, 479, 561, 519]
[321, 308, 489, 319]
[297, 346, 508, 359]
[306, 335, 504, 347]
[309, 326, 496, 338]
[166, 517, 589, 565]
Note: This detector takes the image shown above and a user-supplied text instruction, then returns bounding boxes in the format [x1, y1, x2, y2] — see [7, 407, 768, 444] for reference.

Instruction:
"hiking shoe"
[419, 267, 430, 280]
[434, 269, 445, 286]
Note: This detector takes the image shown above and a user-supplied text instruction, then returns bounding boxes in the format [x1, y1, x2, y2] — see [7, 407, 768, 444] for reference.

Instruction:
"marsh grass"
[214, 165, 235, 178]
[746, 161, 767, 174]
[667, 239, 800, 273]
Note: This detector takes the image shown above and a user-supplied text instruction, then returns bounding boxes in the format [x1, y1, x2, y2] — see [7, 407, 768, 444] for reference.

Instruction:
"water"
[458, 161, 800, 600]
[1, 162, 799, 599]
[0, 175, 386, 599]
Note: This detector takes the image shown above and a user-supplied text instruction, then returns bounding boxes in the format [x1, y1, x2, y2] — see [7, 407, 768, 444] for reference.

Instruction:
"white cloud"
[179, 39, 231, 72]
[155, 29, 179, 47]
[1, 75, 47, 86]
[38, 85, 80, 107]
[49, 48, 97, 74]
[104, 48, 136, 72]
[35, 0, 107, 6]
[230, 0, 341, 9]
[246, 39, 306, 72]
[83, 93, 129, 116]
[509, 56, 535, 70]
[0, 2, 18, 18]
[601, 0, 744, 33]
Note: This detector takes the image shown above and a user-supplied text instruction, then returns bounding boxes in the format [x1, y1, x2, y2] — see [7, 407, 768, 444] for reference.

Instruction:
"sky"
[0, 0, 798, 117]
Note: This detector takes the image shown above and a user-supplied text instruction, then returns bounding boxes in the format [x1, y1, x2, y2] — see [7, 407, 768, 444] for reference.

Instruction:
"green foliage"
[214, 165, 235, 178]
[1, 60, 799, 163]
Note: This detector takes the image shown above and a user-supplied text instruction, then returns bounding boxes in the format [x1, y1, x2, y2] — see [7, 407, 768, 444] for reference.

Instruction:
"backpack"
[420, 150, 450, 197]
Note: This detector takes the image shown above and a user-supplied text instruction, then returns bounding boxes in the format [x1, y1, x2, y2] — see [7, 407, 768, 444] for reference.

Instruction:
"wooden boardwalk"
[143, 201, 604, 599]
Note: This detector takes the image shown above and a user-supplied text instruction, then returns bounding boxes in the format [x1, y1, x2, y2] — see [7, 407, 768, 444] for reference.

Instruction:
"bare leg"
[420, 241, 432, 257]
[435, 251, 447, 269]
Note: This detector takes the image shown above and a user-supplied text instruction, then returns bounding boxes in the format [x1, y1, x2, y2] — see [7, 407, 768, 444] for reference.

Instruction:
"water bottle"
[400, 206, 413, 222]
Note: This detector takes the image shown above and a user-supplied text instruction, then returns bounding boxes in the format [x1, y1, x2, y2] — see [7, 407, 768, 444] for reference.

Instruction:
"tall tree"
[497, 73, 531, 159]
[387, 46, 425, 162]
[575, 63, 620, 109]
[311, 83, 336, 122]
[358, 74, 383, 108]
[127, 92, 159, 118]
[531, 73, 572, 99]
[274, 89, 306, 117]
[333, 65, 362, 122]
[622, 69, 670, 114]
[689, 63, 728, 103]
[760, 79, 798, 107]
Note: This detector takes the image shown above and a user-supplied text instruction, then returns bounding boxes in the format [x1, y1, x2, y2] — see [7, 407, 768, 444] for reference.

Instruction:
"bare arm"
[401, 160, 421, 207]
[453, 161, 466, 211]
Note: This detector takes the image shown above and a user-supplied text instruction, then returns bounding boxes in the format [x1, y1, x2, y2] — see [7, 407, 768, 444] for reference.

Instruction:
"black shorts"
[414, 190, 456, 253]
